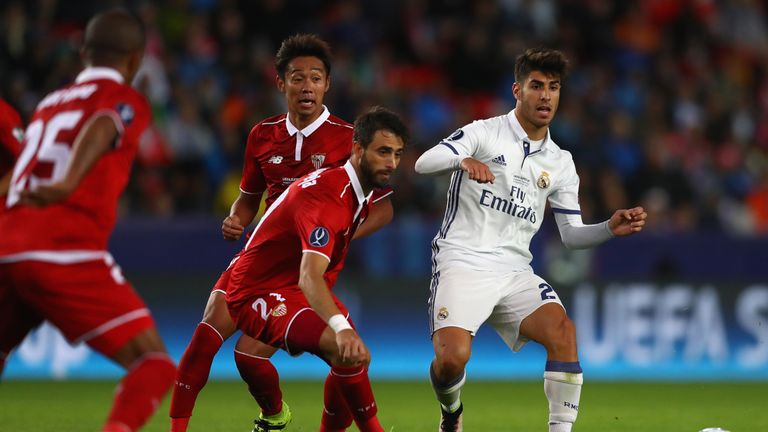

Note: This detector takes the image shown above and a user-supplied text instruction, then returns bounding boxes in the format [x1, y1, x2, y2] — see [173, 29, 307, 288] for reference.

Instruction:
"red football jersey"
[239, 106, 355, 209]
[0, 98, 24, 186]
[227, 161, 371, 306]
[0, 67, 151, 258]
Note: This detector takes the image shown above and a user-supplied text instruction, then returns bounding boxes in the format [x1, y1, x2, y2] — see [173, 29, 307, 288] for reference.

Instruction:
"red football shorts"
[227, 289, 351, 356]
[0, 258, 155, 358]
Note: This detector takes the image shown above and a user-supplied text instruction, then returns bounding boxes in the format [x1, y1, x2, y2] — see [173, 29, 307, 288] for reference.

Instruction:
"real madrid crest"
[310, 153, 326, 170]
[437, 307, 449, 320]
[537, 171, 551, 189]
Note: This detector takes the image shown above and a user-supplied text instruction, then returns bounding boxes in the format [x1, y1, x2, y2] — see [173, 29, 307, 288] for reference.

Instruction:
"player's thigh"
[488, 271, 565, 352]
[0, 266, 43, 358]
[235, 333, 278, 358]
[202, 289, 237, 339]
[11, 259, 157, 358]
[229, 290, 349, 357]
[429, 266, 503, 336]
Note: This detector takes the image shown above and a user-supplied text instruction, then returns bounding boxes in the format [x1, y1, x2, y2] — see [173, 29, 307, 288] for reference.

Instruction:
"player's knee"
[434, 346, 470, 380]
[112, 328, 168, 368]
[201, 294, 236, 337]
[543, 316, 577, 357]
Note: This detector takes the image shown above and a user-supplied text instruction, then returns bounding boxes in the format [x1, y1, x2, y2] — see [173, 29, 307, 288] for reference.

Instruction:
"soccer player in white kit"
[415, 48, 647, 432]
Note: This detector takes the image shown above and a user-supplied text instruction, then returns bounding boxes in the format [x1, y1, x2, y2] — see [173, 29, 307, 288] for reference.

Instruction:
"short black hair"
[274, 34, 332, 77]
[83, 8, 146, 65]
[514, 47, 569, 83]
[353, 106, 410, 148]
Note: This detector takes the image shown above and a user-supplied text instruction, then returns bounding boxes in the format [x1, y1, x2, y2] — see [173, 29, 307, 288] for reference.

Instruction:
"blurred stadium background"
[2, 0, 767, 398]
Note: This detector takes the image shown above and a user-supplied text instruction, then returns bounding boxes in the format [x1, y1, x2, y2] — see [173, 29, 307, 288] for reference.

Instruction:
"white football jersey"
[431, 109, 581, 272]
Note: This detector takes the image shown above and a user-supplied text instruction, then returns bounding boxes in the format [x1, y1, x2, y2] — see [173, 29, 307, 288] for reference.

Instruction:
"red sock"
[169, 323, 223, 424]
[330, 365, 383, 432]
[321, 371, 353, 431]
[103, 353, 176, 432]
[234, 350, 283, 416]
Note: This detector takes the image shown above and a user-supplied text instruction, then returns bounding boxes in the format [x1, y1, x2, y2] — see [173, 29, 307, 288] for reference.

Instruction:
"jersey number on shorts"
[251, 297, 269, 320]
[539, 283, 556, 301]
[7, 110, 83, 206]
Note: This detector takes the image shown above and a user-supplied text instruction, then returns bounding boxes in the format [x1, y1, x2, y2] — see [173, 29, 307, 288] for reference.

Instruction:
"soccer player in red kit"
[170, 34, 394, 432]
[226, 106, 408, 432]
[0, 9, 176, 432]
[0, 98, 24, 200]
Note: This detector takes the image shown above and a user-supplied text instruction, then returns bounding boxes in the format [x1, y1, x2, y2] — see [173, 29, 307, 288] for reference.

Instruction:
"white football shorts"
[428, 266, 564, 351]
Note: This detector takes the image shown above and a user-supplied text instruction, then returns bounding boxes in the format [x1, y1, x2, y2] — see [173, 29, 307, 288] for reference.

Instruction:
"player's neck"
[513, 109, 547, 140]
[288, 111, 321, 131]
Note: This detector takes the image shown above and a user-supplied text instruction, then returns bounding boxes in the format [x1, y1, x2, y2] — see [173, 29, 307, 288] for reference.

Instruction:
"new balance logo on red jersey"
[491, 155, 507, 166]
[268, 155, 284, 164]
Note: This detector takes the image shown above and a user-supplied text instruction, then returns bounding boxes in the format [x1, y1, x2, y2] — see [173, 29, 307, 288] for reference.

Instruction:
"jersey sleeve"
[547, 154, 581, 215]
[414, 121, 485, 175]
[97, 87, 151, 150]
[438, 120, 485, 157]
[294, 188, 348, 262]
[239, 124, 267, 195]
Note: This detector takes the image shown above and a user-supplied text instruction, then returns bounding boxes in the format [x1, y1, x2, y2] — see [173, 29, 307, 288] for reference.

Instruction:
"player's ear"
[325, 75, 331, 92]
[512, 82, 520, 100]
[276, 75, 285, 93]
[353, 141, 364, 159]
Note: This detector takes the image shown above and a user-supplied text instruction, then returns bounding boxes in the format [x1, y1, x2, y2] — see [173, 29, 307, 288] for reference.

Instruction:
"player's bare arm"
[460, 157, 495, 184]
[20, 115, 118, 207]
[299, 251, 369, 365]
[608, 206, 647, 236]
[222, 191, 262, 240]
[353, 196, 393, 239]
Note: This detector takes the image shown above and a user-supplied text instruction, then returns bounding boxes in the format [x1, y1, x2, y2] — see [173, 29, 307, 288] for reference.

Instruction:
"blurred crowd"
[1, 0, 767, 234]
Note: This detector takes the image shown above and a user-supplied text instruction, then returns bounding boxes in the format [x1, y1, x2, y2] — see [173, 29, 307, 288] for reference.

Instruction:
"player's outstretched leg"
[320, 370, 354, 432]
[430, 362, 465, 432]
[519, 303, 582, 432]
[544, 361, 582, 432]
[430, 327, 471, 432]
[169, 322, 225, 432]
[170, 290, 237, 432]
[102, 329, 176, 432]
[234, 342, 292, 432]
[329, 364, 383, 432]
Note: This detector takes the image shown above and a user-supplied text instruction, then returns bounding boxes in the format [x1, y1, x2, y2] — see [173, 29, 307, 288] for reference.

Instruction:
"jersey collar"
[343, 160, 372, 219]
[285, 105, 330, 137]
[75, 67, 125, 84]
[508, 108, 551, 151]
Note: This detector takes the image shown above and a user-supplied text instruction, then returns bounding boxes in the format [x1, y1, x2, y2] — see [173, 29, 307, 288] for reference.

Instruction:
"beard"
[360, 155, 388, 189]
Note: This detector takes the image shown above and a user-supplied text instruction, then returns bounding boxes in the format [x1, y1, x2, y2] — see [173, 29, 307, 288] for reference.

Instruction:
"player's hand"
[608, 206, 647, 236]
[460, 158, 495, 184]
[335, 329, 370, 366]
[222, 214, 244, 241]
[19, 182, 74, 207]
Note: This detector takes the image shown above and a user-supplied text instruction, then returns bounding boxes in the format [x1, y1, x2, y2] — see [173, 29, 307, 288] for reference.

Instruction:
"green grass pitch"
[1, 380, 765, 431]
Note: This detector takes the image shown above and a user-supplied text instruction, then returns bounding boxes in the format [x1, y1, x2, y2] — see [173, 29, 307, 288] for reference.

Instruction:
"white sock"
[544, 370, 583, 431]
[430, 363, 465, 413]
[549, 421, 573, 432]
